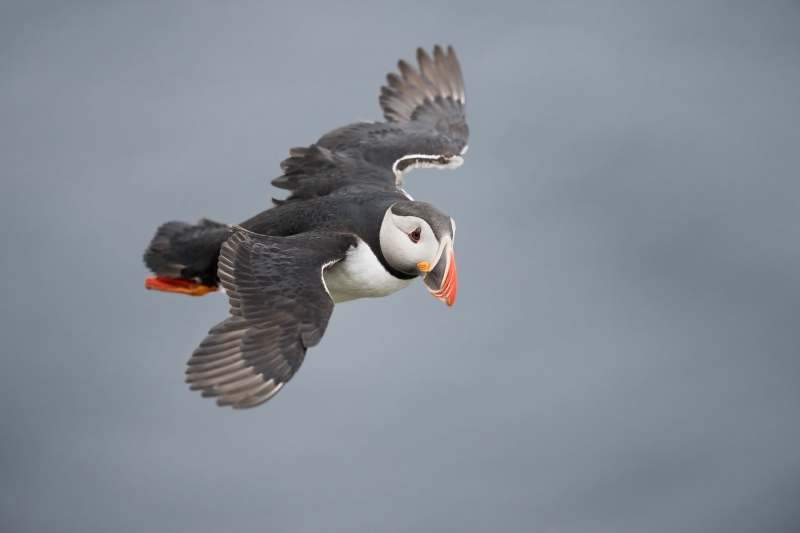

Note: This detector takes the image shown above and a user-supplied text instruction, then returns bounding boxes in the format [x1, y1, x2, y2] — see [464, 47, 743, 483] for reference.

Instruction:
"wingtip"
[380, 45, 466, 123]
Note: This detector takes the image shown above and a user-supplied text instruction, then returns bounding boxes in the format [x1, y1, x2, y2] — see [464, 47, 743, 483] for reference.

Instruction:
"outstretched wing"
[318, 46, 468, 179]
[272, 45, 468, 202]
[185, 229, 356, 409]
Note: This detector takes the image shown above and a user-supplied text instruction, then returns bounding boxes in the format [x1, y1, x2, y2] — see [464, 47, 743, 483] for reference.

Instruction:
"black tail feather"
[143, 218, 232, 287]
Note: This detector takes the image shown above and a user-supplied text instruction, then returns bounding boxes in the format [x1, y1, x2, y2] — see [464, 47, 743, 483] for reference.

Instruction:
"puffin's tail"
[143, 218, 233, 296]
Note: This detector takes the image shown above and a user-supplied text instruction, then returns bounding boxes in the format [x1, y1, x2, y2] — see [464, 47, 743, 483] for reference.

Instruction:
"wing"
[185, 229, 356, 409]
[272, 45, 468, 202]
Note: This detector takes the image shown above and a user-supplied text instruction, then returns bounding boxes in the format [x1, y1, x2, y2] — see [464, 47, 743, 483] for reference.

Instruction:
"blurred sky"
[1, 1, 799, 532]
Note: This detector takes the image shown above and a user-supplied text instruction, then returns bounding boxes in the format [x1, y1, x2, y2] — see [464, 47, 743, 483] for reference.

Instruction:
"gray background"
[2, 1, 799, 532]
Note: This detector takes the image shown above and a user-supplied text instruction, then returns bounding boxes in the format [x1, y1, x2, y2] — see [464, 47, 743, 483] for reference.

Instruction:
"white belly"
[323, 239, 415, 303]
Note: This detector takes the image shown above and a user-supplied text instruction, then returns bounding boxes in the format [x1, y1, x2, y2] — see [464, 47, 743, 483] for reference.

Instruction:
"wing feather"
[185, 230, 355, 409]
[272, 45, 468, 201]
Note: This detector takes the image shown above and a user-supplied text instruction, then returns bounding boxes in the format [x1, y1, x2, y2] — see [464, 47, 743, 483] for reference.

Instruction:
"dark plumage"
[144, 46, 468, 408]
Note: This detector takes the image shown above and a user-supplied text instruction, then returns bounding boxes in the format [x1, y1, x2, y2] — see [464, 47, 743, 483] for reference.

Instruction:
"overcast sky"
[2, 1, 799, 532]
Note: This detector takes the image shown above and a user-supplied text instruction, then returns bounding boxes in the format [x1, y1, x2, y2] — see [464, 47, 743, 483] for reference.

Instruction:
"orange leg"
[144, 276, 217, 296]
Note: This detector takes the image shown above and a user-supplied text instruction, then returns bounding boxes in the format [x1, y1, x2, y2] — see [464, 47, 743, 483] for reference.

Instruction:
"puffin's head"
[379, 202, 457, 306]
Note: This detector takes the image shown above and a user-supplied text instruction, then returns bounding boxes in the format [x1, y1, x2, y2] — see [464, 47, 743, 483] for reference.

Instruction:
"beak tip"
[428, 249, 457, 307]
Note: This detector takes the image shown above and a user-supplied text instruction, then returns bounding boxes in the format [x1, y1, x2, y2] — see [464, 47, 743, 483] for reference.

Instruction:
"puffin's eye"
[409, 228, 421, 243]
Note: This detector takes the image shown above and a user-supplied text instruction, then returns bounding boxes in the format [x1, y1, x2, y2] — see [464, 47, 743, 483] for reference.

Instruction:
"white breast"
[323, 239, 415, 303]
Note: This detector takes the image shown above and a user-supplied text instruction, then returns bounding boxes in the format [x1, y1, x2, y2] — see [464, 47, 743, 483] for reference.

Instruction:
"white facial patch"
[379, 209, 440, 274]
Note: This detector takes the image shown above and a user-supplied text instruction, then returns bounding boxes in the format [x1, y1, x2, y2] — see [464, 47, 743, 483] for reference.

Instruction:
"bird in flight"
[143, 46, 468, 409]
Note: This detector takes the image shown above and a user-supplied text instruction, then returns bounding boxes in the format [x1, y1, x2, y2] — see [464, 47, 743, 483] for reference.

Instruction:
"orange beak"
[422, 246, 457, 307]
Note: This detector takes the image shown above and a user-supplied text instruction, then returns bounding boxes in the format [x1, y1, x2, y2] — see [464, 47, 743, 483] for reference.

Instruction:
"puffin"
[143, 46, 468, 409]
